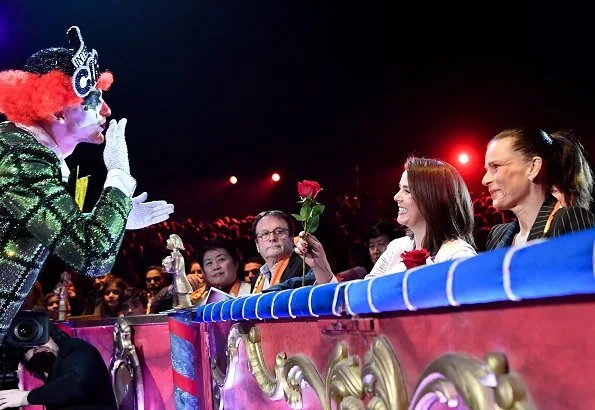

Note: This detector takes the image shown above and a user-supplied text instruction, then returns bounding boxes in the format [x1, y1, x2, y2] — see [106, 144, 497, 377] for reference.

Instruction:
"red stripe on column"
[173, 369, 199, 397]
[168, 316, 195, 343]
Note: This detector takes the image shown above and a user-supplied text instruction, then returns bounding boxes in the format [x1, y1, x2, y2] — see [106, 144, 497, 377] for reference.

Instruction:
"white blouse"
[366, 236, 477, 279]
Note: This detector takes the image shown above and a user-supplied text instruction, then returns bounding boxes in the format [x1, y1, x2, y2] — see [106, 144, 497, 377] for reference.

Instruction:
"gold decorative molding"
[209, 324, 535, 410]
[325, 342, 363, 409]
[362, 337, 408, 410]
[409, 352, 536, 410]
[486, 353, 535, 410]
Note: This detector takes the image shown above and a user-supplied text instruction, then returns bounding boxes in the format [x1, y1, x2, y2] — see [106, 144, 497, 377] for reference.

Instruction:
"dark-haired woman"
[483, 128, 595, 249]
[301, 157, 477, 282]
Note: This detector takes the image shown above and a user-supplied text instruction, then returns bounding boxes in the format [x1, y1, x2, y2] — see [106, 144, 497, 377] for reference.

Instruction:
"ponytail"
[550, 130, 594, 208]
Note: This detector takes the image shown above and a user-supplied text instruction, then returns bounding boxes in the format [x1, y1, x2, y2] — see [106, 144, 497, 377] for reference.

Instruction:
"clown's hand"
[126, 192, 174, 230]
[103, 118, 130, 175]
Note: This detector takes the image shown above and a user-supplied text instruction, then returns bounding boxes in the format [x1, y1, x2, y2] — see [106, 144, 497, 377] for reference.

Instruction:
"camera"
[1, 311, 49, 390]
[5, 310, 50, 347]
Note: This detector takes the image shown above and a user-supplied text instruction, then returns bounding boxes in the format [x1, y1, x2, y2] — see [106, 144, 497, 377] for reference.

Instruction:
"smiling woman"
[365, 157, 476, 278]
[483, 128, 595, 249]
[309, 156, 477, 283]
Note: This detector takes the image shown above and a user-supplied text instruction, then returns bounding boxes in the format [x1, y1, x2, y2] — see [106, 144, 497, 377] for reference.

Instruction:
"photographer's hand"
[0, 389, 29, 409]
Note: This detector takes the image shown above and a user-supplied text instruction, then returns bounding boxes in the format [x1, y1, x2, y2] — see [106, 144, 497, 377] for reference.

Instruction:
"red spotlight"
[229, 176, 238, 184]
[271, 173, 281, 182]
[458, 153, 469, 165]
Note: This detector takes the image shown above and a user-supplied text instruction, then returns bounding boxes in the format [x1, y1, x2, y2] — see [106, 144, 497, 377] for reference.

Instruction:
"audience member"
[306, 157, 476, 282]
[243, 256, 265, 284]
[199, 239, 251, 297]
[99, 279, 128, 318]
[121, 288, 149, 316]
[251, 210, 319, 292]
[483, 128, 595, 249]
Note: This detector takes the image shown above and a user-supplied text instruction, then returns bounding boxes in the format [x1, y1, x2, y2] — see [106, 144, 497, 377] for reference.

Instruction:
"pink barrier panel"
[22, 296, 595, 409]
[21, 316, 174, 410]
[202, 296, 595, 410]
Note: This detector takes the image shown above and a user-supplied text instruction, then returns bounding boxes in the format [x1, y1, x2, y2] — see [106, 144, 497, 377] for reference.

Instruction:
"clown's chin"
[86, 130, 105, 144]
[94, 131, 105, 144]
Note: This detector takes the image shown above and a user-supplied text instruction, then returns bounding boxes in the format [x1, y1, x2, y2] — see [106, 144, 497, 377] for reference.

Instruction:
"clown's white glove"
[126, 192, 175, 230]
[103, 118, 130, 175]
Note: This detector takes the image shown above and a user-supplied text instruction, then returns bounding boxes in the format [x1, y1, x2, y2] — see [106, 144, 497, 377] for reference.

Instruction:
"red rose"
[400, 249, 430, 270]
[297, 180, 322, 199]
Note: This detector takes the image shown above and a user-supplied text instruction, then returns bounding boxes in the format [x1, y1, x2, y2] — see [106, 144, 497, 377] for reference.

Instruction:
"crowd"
[25, 153, 585, 320]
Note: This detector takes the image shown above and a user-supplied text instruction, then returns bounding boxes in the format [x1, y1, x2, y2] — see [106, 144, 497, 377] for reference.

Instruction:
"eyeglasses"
[244, 268, 261, 276]
[255, 228, 290, 241]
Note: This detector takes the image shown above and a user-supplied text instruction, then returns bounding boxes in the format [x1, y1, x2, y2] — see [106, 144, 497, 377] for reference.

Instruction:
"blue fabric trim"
[188, 229, 595, 323]
[169, 333, 197, 380]
[174, 386, 199, 410]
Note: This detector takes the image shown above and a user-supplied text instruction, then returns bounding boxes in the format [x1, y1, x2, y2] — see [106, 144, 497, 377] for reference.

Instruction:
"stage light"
[272, 173, 281, 182]
[229, 176, 238, 184]
[458, 153, 469, 164]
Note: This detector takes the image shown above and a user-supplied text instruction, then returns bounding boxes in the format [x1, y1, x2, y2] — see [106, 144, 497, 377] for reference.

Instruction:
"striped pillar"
[168, 311, 200, 410]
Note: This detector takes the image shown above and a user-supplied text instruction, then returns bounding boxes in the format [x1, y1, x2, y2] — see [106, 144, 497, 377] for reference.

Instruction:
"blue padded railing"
[186, 228, 595, 324]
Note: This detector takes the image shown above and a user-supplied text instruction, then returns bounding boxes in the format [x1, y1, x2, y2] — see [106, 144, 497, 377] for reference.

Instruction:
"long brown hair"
[405, 157, 475, 254]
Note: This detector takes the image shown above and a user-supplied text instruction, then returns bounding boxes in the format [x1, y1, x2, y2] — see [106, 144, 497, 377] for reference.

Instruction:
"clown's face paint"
[79, 90, 110, 128]
[60, 90, 111, 146]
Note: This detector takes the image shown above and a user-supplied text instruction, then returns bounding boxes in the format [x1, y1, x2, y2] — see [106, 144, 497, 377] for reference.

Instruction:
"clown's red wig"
[0, 70, 113, 125]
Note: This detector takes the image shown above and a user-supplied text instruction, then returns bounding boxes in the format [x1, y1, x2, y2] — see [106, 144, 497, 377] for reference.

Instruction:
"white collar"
[15, 123, 70, 182]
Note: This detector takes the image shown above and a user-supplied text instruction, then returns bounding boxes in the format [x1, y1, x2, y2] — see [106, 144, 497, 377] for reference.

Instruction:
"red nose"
[100, 101, 111, 117]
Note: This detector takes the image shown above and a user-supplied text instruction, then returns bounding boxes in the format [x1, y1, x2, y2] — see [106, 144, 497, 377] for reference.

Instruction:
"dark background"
[1, 2, 594, 219]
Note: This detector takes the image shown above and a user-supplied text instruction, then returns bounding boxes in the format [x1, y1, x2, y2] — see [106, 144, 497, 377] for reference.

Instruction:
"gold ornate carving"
[362, 336, 408, 410]
[209, 324, 535, 410]
[325, 342, 363, 408]
[409, 352, 536, 410]
[485, 353, 536, 410]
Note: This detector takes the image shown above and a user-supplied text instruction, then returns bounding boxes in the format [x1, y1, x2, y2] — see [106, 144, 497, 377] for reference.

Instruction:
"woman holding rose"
[298, 157, 476, 281]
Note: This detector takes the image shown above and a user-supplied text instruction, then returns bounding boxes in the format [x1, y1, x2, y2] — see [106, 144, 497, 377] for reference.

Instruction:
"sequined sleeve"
[0, 132, 133, 277]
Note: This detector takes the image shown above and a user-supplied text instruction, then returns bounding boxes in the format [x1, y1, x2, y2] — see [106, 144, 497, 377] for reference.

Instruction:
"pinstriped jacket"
[0, 122, 132, 342]
[486, 195, 595, 250]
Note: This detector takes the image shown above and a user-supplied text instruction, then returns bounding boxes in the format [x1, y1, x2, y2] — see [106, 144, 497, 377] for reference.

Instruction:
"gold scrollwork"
[210, 325, 408, 410]
[326, 342, 363, 408]
[209, 324, 535, 410]
[409, 352, 536, 410]
[362, 336, 408, 410]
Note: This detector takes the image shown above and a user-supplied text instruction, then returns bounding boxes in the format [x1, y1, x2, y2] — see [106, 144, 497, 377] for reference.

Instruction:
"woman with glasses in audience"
[483, 128, 595, 249]
[299, 157, 477, 282]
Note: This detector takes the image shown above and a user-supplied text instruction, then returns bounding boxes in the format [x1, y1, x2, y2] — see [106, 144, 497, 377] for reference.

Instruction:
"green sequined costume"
[0, 122, 132, 342]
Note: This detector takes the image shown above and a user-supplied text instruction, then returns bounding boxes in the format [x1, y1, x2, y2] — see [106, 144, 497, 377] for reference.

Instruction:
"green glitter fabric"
[0, 122, 132, 342]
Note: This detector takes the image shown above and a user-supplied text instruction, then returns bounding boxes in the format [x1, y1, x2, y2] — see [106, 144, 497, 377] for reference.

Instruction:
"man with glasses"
[251, 210, 337, 293]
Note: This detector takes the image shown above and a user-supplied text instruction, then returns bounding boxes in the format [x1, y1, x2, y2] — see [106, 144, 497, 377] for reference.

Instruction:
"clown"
[0, 26, 174, 347]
